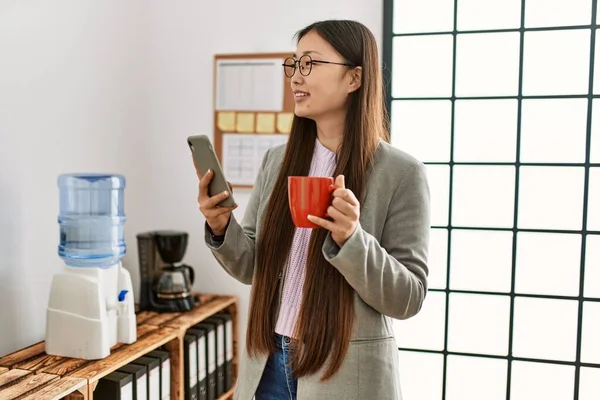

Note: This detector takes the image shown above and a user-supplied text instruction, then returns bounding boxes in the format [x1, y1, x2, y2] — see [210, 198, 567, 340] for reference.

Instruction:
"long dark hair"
[246, 20, 390, 381]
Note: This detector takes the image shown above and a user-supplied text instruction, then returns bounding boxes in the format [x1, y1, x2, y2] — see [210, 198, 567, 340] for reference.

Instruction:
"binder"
[213, 313, 234, 391]
[117, 363, 148, 400]
[194, 322, 217, 400]
[204, 317, 226, 396]
[132, 356, 161, 400]
[147, 350, 171, 400]
[183, 334, 199, 400]
[94, 371, 133, 400]
[187, 328, 207, 400]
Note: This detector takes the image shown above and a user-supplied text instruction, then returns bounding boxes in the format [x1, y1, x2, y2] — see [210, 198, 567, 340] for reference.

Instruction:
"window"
[383, 0, 600, 398]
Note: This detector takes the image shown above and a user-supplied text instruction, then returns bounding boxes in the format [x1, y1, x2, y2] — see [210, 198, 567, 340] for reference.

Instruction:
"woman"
[196, 19, 430, 400]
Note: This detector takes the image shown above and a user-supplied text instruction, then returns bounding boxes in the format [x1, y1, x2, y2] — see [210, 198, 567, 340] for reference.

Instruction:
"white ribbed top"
[274, 138, 337, 337]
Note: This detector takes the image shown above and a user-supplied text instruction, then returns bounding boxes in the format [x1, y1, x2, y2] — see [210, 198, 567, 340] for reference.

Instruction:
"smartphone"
[187, 134, 236, 207]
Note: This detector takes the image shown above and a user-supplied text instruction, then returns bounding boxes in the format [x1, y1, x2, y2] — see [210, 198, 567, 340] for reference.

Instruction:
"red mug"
[288, 176, 335, 229]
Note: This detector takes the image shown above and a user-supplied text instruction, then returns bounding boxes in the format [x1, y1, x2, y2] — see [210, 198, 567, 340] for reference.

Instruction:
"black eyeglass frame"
[282, 55, 357, 77]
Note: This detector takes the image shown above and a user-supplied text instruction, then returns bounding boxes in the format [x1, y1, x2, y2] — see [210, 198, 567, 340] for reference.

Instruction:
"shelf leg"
[164, 333, 184, 400]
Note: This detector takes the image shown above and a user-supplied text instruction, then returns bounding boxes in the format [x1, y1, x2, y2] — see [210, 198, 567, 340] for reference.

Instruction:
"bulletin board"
[213, 52, 295, 189]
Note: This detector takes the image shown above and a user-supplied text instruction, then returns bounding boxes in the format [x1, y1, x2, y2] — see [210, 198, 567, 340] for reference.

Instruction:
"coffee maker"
[137, 230, 197, 312]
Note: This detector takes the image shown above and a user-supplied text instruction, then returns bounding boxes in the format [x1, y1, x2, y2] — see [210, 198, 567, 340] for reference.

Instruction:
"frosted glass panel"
[584, 235, 600, 298]
[455, 32, 520, 96]
[511, 362, 575, 400]
[593, 132, 600, 162]
[591, 100, 600, 160]
[452, 166, 515, 228]
[593, 132, 600, 163]
[427, 165, 450, 226]
[392, 35, 454, 97]
[428, 228, 448, 290]
[520, 99, 588, 163]
[588, 168, 600, 231]
[454, 99, 518, 162]
[595, 41, 600, 95]
[523, 30, 590, 96]
[580, 368, 600, 400]
[398, 352, 443, 400]
[513, 297, 578, 361]
[525, 0, 592, 27]
[518, 167, 585, 230]
[393, 0, 454, 33]
[515, 232, 582, 296]
[450, 229, 513, 292]
[446, 356, 507, 400]
[394, 291, 446, 350]
[581, 301, 600, 364]
[448, 293, 510, 355]
[390, 100, 451, 162]
[457, 0, 521, 30]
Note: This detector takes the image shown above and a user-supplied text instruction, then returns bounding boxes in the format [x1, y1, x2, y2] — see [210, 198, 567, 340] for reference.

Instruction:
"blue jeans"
[255, 334, 298, 400]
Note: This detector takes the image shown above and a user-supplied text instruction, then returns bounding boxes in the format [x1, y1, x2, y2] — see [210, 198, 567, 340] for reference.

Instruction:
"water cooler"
[45, 173, 137, 360]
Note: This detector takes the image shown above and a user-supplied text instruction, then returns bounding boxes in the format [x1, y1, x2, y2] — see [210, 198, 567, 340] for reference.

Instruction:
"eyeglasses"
[282, 54, 356, 78]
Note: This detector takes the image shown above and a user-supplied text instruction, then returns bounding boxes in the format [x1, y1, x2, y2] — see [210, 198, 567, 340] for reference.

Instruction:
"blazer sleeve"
[322, 162, 431, 319]
[203, 149, 271, 285]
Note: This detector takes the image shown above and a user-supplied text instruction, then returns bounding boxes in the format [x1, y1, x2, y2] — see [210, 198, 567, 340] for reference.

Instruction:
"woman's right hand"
[196, 168, 237, 236]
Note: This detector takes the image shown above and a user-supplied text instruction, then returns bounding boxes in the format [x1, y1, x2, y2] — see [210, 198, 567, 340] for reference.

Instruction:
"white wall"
[0, 0, 382, 356]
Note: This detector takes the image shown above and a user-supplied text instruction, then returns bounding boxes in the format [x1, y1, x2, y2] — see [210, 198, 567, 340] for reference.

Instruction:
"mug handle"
[325, 184, 337, 218]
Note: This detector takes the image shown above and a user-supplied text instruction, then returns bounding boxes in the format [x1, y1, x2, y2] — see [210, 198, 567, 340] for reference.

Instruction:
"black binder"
[94, 371, 133, 400]
[117, 363, 147, 400]
[183, 334, 199, 400]
[204, 317, 226, 396]
[187, 328, 208, 400]
[131, 356, 161, 400]
[213, 313, 234, 391]
[147, 350, 171, 400]
[194, 322, 217, 400]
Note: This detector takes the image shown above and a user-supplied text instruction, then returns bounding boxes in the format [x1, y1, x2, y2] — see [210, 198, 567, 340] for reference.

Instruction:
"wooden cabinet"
[0, 294, 238, 400]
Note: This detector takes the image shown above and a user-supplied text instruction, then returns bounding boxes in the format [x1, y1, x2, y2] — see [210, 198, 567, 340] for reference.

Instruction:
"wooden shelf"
[66, 328, 177, 383]
[0, 368, 33, 386]
[0, 325, 160, 372]
[137, 293, 237, 330]
[165, 294, 237, 330]
[19, 376, 87, 400]
[0, 293, 238, 400]
[140, 294, 239, 400]
[0, 368, 85, 400]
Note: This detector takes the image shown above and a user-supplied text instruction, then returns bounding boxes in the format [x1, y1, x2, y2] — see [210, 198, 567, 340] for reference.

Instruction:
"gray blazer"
[205, 140, 431, 400]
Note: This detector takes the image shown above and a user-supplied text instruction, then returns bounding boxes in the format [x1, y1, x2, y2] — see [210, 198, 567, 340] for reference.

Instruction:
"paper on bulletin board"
[222, 133, 289, 186]
[256, 113, 276, 133]
[276, 113, 294, 133]
[216, 58, 285, 111]
[217, 112, 236, 131]
[236, 113, 255, 133]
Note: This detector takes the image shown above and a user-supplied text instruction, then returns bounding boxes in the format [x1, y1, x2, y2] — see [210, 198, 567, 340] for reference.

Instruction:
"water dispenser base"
[45, 262, 137, 360]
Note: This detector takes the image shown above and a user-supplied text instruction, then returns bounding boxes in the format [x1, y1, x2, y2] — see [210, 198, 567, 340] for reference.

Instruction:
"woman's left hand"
[308, 175, 360, 248]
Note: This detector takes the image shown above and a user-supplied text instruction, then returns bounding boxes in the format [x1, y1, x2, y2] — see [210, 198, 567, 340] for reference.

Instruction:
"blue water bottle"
[57, 173, 126, 268]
